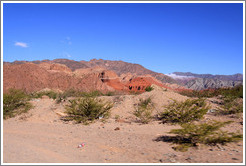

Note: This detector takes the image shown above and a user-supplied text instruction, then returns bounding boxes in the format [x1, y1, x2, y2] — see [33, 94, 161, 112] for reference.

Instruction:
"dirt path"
[3, 97, 244, 163]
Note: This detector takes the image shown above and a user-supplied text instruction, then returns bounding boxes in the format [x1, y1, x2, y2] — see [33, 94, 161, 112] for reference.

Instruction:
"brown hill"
[3, 63, 113, 93]
[6, 59, 177, 85]
[3, 62, 188, 93]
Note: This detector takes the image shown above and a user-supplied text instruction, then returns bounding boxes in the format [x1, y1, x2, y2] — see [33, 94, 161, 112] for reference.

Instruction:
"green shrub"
[179, 85, 243, 99]
[168, 121, 242, 152]
[133, 97, 154, 124]
[145, 86, 154, 92]
[64, 97, 113, 124]
[217, 98, 243, 115]
[159, 98, 210, 124]
[30, 90, 58, 99]
[3, 89, 33, 119]
[55, 90, 117, 103]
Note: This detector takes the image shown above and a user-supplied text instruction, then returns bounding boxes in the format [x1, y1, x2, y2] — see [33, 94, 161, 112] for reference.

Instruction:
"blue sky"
[3, 3, 243, 75]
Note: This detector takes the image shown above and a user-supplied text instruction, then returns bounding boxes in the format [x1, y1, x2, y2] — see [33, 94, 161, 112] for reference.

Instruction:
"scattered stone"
[228, 153, 233, 155]
[207, 109, 216, 113]
[185, 157, 192, 160]
[216, 145, 225, 151]
[209, 149, 213, 151]
[169, 158, 176, 163]
[232, 158, 239, 160]
[114, 127, 120, 131]
[159, 159, 163, 163]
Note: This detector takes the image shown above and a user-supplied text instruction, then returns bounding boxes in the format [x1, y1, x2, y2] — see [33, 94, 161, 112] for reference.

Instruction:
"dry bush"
[167, 121, 243, 152]
[159, 98, 210, 124]
[145, 86, 154, 92]
[3, 89, 33, 119]
[64, 97, 113, 124]
[133, 97, 154, 124]
[217, 98, 243, 115]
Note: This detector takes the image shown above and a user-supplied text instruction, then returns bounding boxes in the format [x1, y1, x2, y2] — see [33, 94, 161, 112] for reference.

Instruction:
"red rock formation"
[3, 63, 112, 93]
[3, 62, 190, 94]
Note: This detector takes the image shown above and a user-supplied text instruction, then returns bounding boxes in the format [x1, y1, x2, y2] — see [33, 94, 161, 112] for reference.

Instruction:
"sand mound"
[100, 86, 189, 119]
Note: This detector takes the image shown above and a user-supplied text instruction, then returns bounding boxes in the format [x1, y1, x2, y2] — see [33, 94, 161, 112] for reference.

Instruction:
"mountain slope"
[173, 72, 243, 81]
[168, 72, 243, 90]
[4, 59, 243, 91]
[5, 59, 178, 85]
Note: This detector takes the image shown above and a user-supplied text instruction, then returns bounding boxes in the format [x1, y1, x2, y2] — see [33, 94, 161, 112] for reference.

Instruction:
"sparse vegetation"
[145, 86, 154, 92]
[179, 85, 243, 116]
[166, 121, 243, 152]
[179, 85, 243, 99]
[3, 89, 33, 119]
[217, 98, 243, 115]
[30, 90, 58, 100]
[159, 98, 210, 124]
[64, 97, 113, 124]
[56, 89, 117, 103]
[133, 97, 154, 124]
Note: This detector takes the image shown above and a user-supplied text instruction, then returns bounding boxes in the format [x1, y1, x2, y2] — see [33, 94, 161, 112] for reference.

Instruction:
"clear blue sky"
[3, 3, 243, 75]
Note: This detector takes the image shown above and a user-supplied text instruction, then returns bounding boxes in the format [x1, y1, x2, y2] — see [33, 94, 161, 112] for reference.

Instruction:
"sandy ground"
[3, 90, 244, 163]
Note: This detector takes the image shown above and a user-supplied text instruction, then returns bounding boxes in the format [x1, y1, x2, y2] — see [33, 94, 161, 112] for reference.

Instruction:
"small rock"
[169, 158, 176, 162]
[207, 109, 216, 113]
[185, 157, 192, 160]
[209, 149, 213, 151]
[228, 153, 233, 155]
[232, 158, 239, 160]
[216, 145, 225, 151]
[114, 127, 120, 131]
[159, 159, 163, 163]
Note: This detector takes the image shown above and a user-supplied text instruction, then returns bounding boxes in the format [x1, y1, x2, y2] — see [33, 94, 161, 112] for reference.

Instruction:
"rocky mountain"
[167, 72, 243, 90]
[185, 78, 242, 90]
[173, 72, 243, 81]
[5, 59, 178, 84]
[3, 63, 114, 93]
[4, 59, 243, 91]
[3, 61, 187, 93]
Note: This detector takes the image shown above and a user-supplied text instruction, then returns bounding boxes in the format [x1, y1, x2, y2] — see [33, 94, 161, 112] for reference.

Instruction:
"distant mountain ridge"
[4, 59, 243, 90]
[173, 72, 243, 81]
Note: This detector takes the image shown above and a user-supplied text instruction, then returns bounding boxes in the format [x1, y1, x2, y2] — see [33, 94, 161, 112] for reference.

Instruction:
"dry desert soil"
[3, 89, 244, 163]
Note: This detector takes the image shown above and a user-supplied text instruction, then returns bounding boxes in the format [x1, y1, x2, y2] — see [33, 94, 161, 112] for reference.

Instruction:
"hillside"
[4, 59, 243, 91]
[168, 72, 243, 90]
[3, 62, 187, 94]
